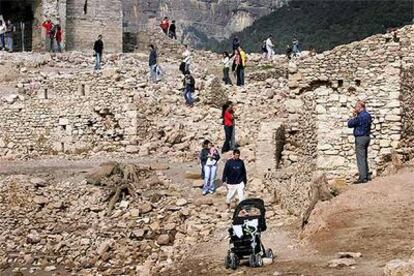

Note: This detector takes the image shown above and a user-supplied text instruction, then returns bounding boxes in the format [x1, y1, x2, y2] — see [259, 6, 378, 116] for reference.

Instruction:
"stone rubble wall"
[270, 25, 414, 216]
[0, 70, 137, 157]
[287, 25, 414, 179]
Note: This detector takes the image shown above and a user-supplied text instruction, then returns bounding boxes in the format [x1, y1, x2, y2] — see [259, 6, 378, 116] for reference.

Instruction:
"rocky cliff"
[123, 0, 288, 46]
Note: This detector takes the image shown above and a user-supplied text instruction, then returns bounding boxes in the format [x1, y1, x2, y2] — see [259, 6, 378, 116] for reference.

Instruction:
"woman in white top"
[182, 44, 191, 72]
[222, 51, 233, 85]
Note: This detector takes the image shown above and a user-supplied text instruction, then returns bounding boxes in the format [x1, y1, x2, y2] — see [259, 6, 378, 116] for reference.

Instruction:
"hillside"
[202, 0, 414, 53]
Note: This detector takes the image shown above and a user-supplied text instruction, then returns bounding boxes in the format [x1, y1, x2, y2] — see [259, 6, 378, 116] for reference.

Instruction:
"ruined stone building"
[256, 25, 414, 216]
[0, 0, 285, 52]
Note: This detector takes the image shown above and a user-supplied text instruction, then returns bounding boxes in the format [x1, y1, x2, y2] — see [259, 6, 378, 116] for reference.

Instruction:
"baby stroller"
[225, 198, 273, 270]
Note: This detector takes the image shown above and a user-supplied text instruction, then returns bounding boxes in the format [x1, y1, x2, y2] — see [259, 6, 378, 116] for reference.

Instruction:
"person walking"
[93, 35, 104, 70]
[54, 25, 62, 53]
[200, 141, 220, 195]
[0, 19, 6, 50]
[286, 44, 293, 60]
[181, 44, 191, 74]
[347, 101, 372, 184]
[222, 51, 232, 85]
[265, 35, 274, 59]
[199, 140, 210, 179]
[160, 17, 170, 35]
[183, 71, 195, 107]
[222, 149, 247, 207]
[292, 37, 301, 57]
[222, 102, 235, 153]
[234, 47, 246, 86]
[5, 20, 14, 52]
[169, 20, 177, 39]
[148, 44, 157, 82]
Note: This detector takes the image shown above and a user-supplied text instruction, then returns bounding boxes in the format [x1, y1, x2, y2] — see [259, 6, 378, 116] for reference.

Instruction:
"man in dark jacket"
[148, 44, 157, 82]
[222, 149, 247, 205]
[348, 100, 372, 184]
[183, 71, 195, 106]
[93, 35, 103, 70]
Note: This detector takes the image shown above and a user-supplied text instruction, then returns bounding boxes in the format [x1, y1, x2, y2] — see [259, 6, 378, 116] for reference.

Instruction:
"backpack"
[179, 62, 186, 74]
[240, 51, 247, 67]
[262, 41, 268, 53]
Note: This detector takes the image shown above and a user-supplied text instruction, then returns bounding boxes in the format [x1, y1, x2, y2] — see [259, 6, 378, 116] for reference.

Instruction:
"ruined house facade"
[263, 25, 414, 216]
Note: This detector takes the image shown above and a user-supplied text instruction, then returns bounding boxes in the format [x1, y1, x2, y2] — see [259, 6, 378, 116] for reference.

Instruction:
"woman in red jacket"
[222, 102, 235, 153]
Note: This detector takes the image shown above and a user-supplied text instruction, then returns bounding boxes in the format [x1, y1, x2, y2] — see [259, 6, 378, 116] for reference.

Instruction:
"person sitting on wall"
[347, 100, 372, 184]
[160, 17, 170, 35]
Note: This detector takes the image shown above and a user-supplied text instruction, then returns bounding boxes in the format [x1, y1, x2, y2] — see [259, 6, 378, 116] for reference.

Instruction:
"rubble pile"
[0, 163, 291, 275]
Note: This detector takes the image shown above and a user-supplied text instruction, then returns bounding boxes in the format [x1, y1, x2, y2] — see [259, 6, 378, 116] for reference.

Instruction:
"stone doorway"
[0, 0, 37, 51]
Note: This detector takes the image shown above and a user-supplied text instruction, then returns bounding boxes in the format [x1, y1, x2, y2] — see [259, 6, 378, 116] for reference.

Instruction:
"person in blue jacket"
[347, 100, 372, 184]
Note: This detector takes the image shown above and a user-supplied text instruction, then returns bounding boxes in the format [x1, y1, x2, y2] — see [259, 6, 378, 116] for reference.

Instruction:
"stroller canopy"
[232, 198, 267, 232]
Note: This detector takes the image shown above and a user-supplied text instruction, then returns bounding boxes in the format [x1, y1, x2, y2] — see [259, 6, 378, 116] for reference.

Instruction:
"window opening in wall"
[83, 0, 88, 14]
[44, 88, 48, 99]
[338, 80, 343, 88]
[61, 125, 67, 131]
[81, 84, 86, 96]
[61, 142, 65, 152]
[355, 80, 361, 87]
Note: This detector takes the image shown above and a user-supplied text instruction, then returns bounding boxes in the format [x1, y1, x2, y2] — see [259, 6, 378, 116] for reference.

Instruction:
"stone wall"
[0, 70, 137, 156]
[65, 0, 123, 52]
[268, 25, 414, 216]
[287, 25, 414, 179]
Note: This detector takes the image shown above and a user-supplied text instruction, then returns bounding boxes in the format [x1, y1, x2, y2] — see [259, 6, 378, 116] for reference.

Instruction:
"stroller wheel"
[225, 255, 230, 269]
[265, 248, 274, 259]
[248, 254, 256, 267]
[228, 253, 238, 270]
[255, 254, 264, 267]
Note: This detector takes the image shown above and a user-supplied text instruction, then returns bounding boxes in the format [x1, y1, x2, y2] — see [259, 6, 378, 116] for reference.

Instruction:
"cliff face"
[123, 0, 288, 44]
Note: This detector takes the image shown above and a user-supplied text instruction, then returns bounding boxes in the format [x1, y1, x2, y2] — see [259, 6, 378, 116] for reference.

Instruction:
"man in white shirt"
[265, 35, 274, 60]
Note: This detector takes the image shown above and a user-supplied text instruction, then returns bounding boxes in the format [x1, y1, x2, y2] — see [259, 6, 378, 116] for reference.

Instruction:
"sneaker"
[202, 191, 208, 196]
[209, 190, 215, 194]
[353, 179, 368, 184]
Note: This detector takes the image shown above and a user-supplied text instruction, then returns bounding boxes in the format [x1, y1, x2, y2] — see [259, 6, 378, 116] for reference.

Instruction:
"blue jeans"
[203, 165, 217, 192]
[0, 34, 5, 49]
[95, 53, 101, 70]
[149, 65, 157, 82]
[184, 87, 193, 105]
[6, 36, 12, 51]
[236, 66, 244, 86]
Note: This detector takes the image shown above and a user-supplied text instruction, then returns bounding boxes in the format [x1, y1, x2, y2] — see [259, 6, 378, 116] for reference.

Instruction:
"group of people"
[38, 19, 63, 53]
[160, 17, 177, 40]
[219, 37, 247, 87]
[199, 142, 247, 207]
[261, 35, 302, 60]
[0, 16, 15, 52]
[198, 101, 246, 206]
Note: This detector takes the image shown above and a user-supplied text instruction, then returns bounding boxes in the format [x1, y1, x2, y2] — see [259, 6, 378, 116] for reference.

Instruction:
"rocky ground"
[0, 41, 413, 275]
[0, 157, 413, 276]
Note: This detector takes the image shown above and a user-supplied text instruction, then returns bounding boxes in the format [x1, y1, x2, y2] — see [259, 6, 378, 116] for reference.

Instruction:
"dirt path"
[172, 169, 414, 276]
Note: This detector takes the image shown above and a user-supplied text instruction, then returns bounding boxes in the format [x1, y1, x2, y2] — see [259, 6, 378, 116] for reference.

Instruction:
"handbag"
[206, 157, 217, 166]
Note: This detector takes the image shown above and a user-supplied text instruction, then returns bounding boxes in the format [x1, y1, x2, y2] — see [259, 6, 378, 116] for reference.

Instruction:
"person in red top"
[55, 25, 62, 53]
[41, 19, 54, 52]
[160, 17, 170, 35]
[222, 101, 235, 153]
